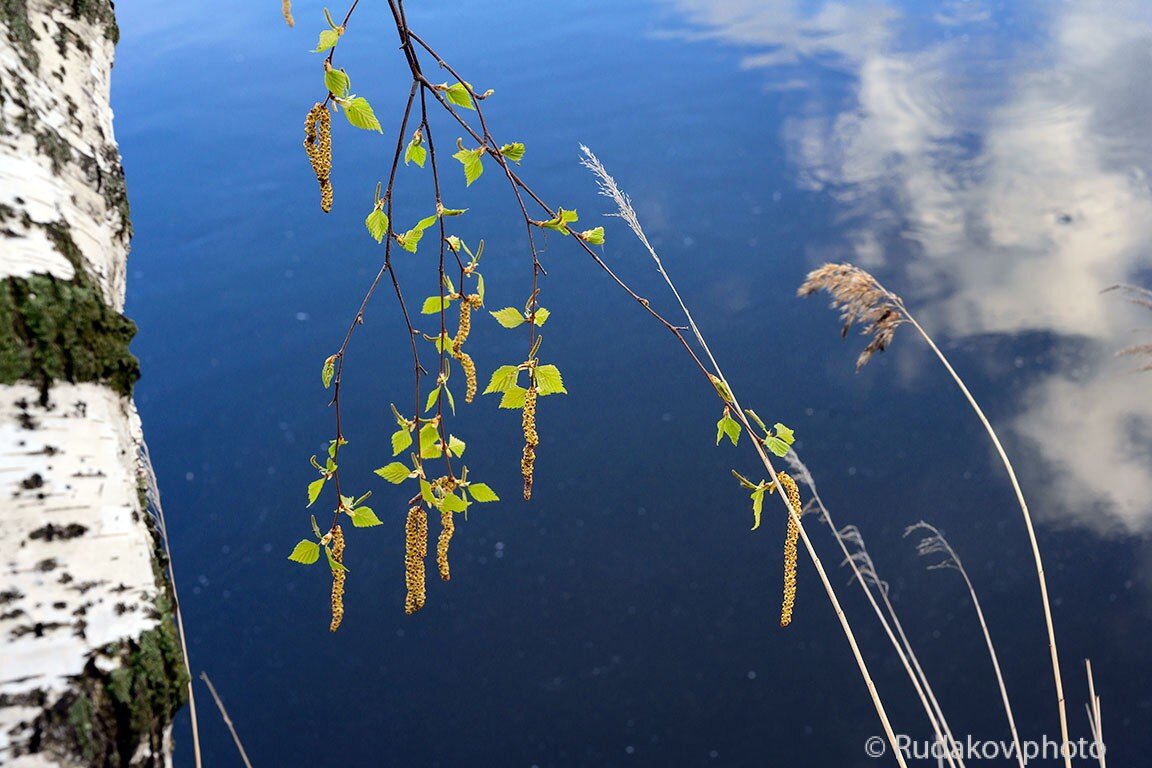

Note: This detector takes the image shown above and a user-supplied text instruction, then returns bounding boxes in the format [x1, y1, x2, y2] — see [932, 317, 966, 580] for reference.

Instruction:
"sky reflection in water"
[113, 1, 1152, 766]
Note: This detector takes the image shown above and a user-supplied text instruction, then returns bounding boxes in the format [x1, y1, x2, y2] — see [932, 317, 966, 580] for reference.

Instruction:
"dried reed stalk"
[801, 262, 1072, 768]
[580, 147, 909, 768]
[906, 521, 1024, 768]
[1103, 283, 1152, 371]
[1084, 659, 1106, 768]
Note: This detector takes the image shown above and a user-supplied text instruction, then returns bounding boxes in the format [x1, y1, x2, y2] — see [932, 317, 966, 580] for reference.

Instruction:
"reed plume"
[797, 263, 906, 371]
[801, 260, 1072, 768]
[329, 525, 345, 632]
[1103, 283, 1152, 371]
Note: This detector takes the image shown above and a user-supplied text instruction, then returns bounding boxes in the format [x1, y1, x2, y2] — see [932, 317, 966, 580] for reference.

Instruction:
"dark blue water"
[114, 1, 1152, 765]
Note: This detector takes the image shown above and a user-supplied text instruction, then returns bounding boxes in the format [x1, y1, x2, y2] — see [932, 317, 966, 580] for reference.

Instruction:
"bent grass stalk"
[786, 454, 963, 768]
[906, 521, 1025, 768]
[800, 263, 1072, 768]
[580, 148, 908, 768]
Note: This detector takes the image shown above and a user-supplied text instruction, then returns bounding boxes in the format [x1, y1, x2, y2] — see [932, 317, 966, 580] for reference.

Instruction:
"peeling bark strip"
[1, 2, 187, 766]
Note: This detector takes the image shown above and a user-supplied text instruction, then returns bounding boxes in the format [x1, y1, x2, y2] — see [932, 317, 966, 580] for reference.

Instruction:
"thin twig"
[199, 672, 255, 768]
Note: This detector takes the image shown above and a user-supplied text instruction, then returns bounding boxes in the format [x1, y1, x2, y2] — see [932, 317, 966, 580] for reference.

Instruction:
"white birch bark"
[1, 2, 185, 766]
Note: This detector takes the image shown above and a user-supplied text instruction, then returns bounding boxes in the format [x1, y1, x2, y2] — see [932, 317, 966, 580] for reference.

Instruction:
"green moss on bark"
[0, 223, 139, 397]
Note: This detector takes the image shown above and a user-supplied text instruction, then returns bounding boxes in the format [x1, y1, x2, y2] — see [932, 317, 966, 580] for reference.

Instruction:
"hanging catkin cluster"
[404, 505, 427, 614]
[437, 508, 454, 581]
[777, 472, 802, 627]
[452, 295, 482, 403]
[303, 103, 332, 212]
[329, 525, 345, 632]
[522, 384, 539, 500]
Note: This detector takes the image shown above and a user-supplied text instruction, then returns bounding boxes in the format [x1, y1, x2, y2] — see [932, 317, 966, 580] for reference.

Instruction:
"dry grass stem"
[1085, 660, 1106, 768]
[798, 263, 907, 371]
[906, 522, 1025, 768]
[199, 672, 255, 768]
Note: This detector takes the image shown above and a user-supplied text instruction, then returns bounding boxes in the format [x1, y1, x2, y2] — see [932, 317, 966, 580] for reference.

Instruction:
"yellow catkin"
[777, 472, 802, 628]
[437, 508, 454, 581]
[459, 352, 477, 404]
[451, 298, 479, 403]
[281, 0, 295, 27]
[329, 525, 345, 632]
[522, 385, 538, 500]
[455, 300, 472, 349]
[404, 506, 427, 614]
[304, 103, 332, 212]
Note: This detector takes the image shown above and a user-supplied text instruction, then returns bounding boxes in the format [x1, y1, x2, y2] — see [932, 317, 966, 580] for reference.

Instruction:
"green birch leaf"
[468, 482, 499, 502]
[391, 428, 413, 456]
[716, 412, 741, 447]
[452, 148, 483, 186]
[750, 487, 766, 531]
[440, 206, 467, 216]
[420, 478, 434, 504]
[325, 545, 348, 572]
[580, 226, 605, 246]
[447, 435, 466, 457]
[288, 539, 321, 565]
[533, 307, 550, 326]
[365, 209, 389, 244]
[313, 29, 339, 53]
[443, 384, 456, 416]
[425, 386, 441, 413]
[405, 139, 427, 167]
[307, 478, 326, 507]
[325, 68, 350, 97]
[500, 142, 525, 163]
[490, 307, 525, 328]
[445, 82, 475, 110]
[419, 423, 441, 458]
[322, 355, 336, 389]
[441, 492, 468, 513]
[774, 423, 796, 445]
[484, 365, 521, 395]
[397, 227, 423, 253]
[342, 96, 383, 132]
[422, 296, 450, 314]
[415, 214, 438, 231]
[765, 436, 791, 458]
[374, 462, 410, 484]
[499, 385, 528, 409]
[477, 274, 486, 303]
[535, 364, 567, 395]
[350, 507, 383, 528]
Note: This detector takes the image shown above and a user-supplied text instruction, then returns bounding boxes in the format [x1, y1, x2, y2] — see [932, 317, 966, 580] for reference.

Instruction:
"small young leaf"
[500, 142, 525, 163]
[541, 208, 579, 233]
[391, 428, 413, 456]
[774, 423, 796, 445]
[441, 492, 468, 513]
[452, 148, 484, 186]
[325, 545, 349, 572]
[350, 507, 383, 528]
[750, 487, 766, 531]
[405, 139, 427, 167]
[425, 386, 441, 413]
[419, 423, 442, 458]
[422, 296, 450, 314]
[445, 82, 475, 110]
[314, 29, 339, 53]
[499, 385, 528, 409]
[342, 96, 382, 132]
[420, 478, 434, 504]
[322, 355, 336, 389]
[580, 226, 605, 246]
[477, 274, 486, 303]
[325, 68, 350, 97]
[365, 209, 389, 243]
[709, 374, 734, 405]
[490, 307, 526, 328]
[443, 384, 456, 416]
[397, 227, 424, 253]
[484, 365, 521, 395]
[535, 364, 567, 395]
[533, 307, 551, 327]
[375, 462, 410, 484]
[447, 435, 466, 457]
[468, 482, 499, 502]
[288, 539, 321, 565]
[765, 436, 791, 458]
[307, 477, 326, 507]
[716, 411, 741, 447]
[415, 214, 438, 231]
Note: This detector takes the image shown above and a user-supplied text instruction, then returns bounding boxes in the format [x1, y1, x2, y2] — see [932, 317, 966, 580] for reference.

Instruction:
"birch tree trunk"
[1, 2, 187, 765]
